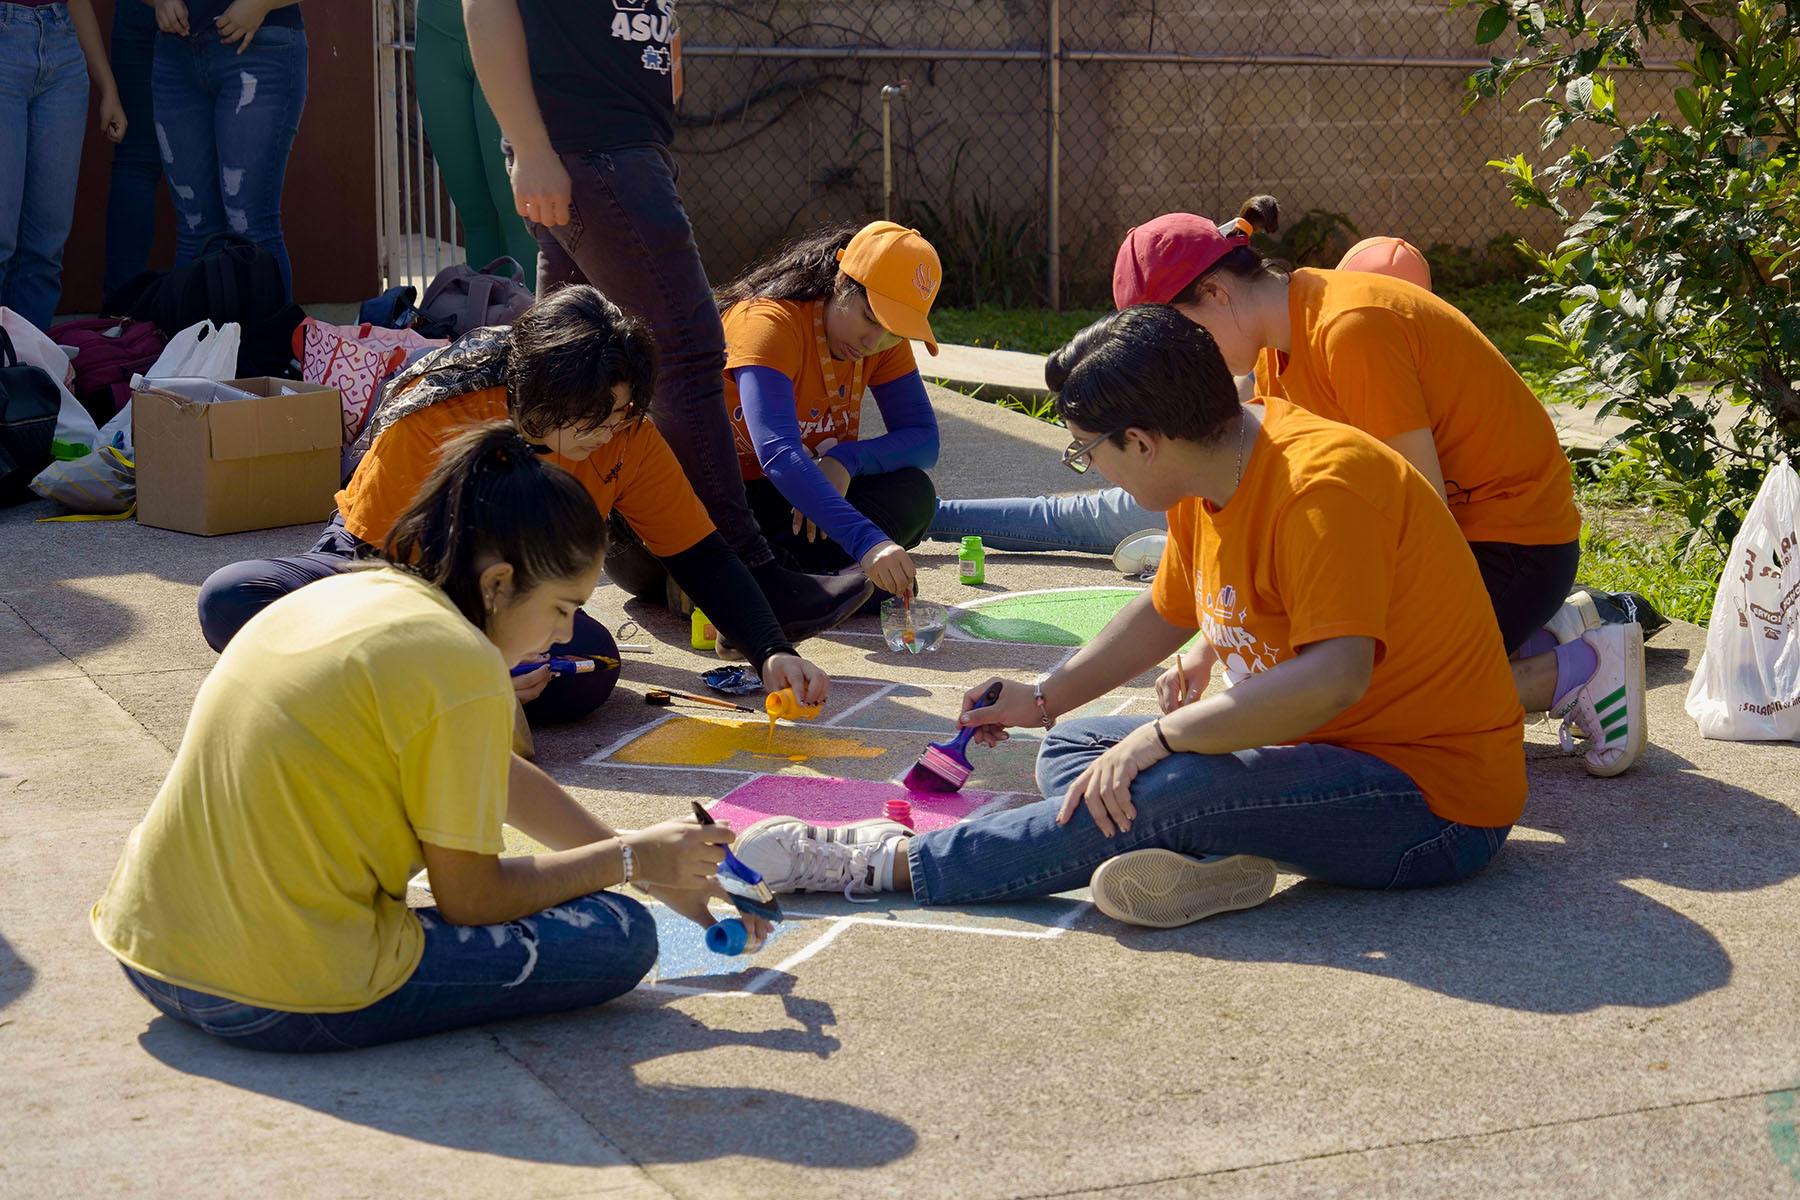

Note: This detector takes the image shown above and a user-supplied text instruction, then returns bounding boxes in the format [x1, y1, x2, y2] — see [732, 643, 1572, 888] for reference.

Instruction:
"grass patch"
[929, 306, 1106, 356]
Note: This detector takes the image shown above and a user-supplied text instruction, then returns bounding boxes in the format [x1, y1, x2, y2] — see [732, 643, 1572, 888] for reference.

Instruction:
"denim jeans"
[152, 23, 307, 299]
[524, 144, 773, 568]
[0, 2, 89, 330]
[907, 715, 1509, 904]
[120, 891, 656, 1051]
[103, 0, 162, 299]
[195, 514, 621, 722]
[925, 487, 1164, 555]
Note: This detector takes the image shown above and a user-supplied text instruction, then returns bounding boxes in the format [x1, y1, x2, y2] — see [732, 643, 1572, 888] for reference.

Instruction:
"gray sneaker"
[732, 816, 908, 900]
[1090, 851, 1277, 928]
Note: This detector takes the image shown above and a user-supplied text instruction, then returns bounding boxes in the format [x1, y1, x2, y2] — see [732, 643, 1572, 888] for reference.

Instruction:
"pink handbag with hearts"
[295, 319, 446, 444]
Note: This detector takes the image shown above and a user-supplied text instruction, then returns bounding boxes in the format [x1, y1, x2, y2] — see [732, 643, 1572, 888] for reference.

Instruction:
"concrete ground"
[3, 383, 1798, 1199]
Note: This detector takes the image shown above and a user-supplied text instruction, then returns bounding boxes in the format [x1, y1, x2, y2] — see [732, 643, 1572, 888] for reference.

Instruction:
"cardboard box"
[133, 377, 341, 536]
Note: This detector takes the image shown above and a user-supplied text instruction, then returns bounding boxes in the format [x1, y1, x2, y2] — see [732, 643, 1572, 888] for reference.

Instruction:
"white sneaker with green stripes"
[1552, 622, 1647, 777]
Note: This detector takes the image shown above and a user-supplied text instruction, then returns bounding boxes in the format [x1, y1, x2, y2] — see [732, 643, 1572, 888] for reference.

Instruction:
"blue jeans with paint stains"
[907, 716, 1509, 904]
[119, 891, 657, 1051]
[151, 22, 307, 299]
[0, 2, 89, 330]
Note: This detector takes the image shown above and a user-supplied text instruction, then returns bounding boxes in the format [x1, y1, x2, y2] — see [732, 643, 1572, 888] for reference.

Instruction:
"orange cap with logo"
[836, 221, 942, 355]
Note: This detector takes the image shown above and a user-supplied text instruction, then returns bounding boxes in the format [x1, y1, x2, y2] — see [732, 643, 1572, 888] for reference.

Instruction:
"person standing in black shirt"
[463, 0, 874, 645]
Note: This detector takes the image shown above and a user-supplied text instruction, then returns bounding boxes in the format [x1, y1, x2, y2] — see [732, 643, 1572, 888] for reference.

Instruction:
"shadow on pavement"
[0, 931, 33, 1012]
[1093, 766, 1797, 1013]
[134, 977, 915, 1170]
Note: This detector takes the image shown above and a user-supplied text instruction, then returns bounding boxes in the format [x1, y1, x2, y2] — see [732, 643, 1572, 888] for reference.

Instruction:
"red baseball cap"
[1112, 213, 1251, 309]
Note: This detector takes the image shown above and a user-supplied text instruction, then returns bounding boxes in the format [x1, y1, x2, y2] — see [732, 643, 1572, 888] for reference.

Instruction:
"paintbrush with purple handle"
[902, 680, 1005, 793]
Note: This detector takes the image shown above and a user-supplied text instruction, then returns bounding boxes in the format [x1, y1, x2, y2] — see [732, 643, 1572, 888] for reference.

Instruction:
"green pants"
[412, 0, 539, 273]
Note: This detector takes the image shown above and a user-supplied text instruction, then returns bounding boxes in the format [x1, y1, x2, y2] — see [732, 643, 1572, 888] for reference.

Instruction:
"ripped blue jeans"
[120, 891, 657, 1052]
[151, 22, 307, 299]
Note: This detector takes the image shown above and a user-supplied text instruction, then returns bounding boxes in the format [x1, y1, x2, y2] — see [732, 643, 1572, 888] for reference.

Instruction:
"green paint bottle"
[690, 608, 717, 650]
[958, 536, 986, 585]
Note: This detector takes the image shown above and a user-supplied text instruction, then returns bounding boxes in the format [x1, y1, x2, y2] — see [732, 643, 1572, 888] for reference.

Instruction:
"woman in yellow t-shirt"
[733, 306, 1521, 929]
[92, 425, 761, 1051]
[1112, 200, 1644, 778]
[713, 220, 944, 605]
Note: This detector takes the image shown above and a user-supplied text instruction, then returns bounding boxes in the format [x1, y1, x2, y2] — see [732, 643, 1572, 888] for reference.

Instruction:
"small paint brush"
[902, 680, 1005, 793]
[902, 588, 917, 653]
[645, 688, 757, 713]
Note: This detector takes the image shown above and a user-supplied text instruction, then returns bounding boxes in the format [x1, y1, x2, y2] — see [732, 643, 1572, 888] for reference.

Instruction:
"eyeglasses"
[1061, 429, 1110, 474]
[586, 405, 647, 442]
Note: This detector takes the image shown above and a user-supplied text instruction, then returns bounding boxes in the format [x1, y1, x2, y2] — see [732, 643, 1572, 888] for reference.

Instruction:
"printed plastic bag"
[30, 439, 135, 516]
[1686, 461, 1800, 740]
[134, 319, 241, 385]
[294, 318, 445, 444]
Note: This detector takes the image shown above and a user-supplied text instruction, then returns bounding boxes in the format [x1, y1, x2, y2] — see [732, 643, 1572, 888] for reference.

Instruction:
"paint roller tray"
[879, 597, 947, 653]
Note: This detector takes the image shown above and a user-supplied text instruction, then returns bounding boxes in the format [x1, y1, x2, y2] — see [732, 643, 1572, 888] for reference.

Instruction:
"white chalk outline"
[583, 715, 1046, 766]
[642, 896, 1091, 999]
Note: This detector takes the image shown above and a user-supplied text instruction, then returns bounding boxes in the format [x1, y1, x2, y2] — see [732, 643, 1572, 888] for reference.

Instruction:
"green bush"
[1467, 0, 1800, 553]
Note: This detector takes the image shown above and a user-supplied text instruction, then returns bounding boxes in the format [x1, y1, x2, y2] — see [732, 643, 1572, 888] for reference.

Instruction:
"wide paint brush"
[902, 680, 1005, 793]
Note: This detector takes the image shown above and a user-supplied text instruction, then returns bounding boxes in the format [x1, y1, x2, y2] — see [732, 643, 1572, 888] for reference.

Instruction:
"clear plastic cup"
[880, 597, 947, 653]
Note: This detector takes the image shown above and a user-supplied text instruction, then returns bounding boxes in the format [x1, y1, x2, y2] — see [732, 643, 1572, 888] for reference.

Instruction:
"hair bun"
[481, 429, 540, 470]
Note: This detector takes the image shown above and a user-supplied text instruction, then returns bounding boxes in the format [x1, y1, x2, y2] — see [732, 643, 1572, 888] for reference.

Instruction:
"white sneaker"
[1111, 529, 1167, 576]
[1551, 622, 1647, 777]
[732, 816, 908, 900]
[1089, 851, 1277, 928]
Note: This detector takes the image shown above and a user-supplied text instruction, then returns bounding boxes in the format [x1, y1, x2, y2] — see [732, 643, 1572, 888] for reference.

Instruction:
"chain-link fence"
[675, 1, 1685, 308]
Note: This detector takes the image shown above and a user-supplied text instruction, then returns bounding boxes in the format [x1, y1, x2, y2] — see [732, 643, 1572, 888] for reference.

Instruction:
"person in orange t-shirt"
[731, 306, 1522, 930]
[197, 286, 828, 726]
[1112, 199, 1645, 778]
[712, 220, 942, 607]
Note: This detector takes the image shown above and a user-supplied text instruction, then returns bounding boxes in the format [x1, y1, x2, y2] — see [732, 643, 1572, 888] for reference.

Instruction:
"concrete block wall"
[672, 0, 1680, 302]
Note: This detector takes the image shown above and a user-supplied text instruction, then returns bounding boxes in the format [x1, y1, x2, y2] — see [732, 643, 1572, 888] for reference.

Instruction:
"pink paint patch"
[707, 775, 994, 834]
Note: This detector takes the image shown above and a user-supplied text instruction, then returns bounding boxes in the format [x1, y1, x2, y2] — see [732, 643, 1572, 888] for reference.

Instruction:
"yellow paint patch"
[614, 715, 887, 770]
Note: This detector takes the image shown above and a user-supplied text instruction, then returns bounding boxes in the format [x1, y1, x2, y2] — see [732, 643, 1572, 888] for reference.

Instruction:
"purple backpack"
[48, 317, 167, 423]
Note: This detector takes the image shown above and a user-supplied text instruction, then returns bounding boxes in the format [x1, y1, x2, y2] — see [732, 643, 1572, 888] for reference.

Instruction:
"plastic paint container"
[958, 535, 985, 585]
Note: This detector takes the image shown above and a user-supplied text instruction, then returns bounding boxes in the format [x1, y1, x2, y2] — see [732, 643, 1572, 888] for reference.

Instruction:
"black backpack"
[103, 233, 306, 378]
[0, 328, 62, 506]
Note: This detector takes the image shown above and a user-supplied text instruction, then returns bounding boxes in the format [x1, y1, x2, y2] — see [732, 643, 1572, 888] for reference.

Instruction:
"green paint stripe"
[1596, 685, 1626, 711]
[1604, 726, 1626, 743]
[1601, 707, 1628, 731]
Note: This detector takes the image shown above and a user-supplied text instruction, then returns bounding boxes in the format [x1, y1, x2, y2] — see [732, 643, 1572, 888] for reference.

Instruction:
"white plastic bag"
[132, 319, 240, 386]
[0, 307, 99, 451]
[1686, 460, 1800, 740]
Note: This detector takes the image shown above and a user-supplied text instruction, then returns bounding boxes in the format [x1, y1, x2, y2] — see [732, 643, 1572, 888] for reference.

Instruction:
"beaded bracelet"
[619, 839, 636, 885]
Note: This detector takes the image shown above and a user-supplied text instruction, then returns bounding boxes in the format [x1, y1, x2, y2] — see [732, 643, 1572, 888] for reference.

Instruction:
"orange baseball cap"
[1336, 235, 1433, 292]
[837, 221, 942, 355]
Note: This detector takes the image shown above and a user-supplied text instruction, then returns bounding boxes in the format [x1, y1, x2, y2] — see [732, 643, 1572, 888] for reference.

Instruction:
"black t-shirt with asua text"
[520, 0, 676, 153]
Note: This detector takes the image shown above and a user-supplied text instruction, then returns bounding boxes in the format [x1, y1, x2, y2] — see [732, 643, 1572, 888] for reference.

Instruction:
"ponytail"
[1169, 194, 1289, 305]
[715, 220, 869, 311]
[384, 423, 608, 627]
